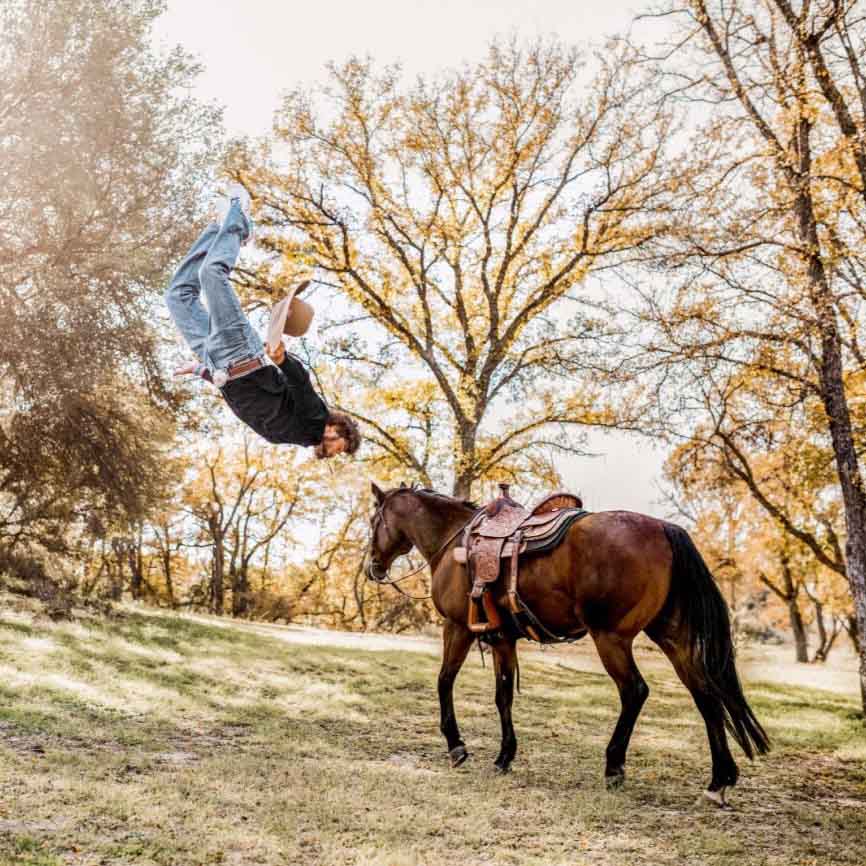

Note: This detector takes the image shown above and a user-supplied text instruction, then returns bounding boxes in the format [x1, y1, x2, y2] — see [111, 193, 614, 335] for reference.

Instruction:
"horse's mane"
[393, 483, 478, 512]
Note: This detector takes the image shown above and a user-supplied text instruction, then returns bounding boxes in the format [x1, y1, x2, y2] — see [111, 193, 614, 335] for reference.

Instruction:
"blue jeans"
[164, 201, 263, 376]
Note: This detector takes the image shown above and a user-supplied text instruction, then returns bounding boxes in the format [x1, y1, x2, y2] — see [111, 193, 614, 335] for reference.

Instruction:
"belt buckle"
[228, 355, 262, 380]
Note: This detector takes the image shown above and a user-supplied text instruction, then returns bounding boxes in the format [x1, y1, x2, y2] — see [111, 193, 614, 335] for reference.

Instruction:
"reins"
[367, 497, 479, 601]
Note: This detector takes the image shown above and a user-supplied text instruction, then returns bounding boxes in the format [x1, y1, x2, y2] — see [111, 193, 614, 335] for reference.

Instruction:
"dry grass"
[0, 595, 864, 866]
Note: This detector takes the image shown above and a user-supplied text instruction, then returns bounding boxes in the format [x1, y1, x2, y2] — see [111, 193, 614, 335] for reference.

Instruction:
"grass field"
[1, 597, 865, 866]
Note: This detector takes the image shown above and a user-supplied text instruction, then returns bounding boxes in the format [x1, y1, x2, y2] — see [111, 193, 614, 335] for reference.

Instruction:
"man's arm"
[266, 340, 308, 385]
[265, 340, 286, 366]
[260, 338, 326, 447]
[174, 359, 212, 382]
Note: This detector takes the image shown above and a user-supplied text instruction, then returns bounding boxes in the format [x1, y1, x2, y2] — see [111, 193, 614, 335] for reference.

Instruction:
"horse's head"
[367, 482, 416, 581]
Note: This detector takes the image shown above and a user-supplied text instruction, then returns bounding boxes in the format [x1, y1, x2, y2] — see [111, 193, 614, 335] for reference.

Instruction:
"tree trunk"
[781, 559, 808, 663]
[127, 528, 144, 601]
[811, 593, 829, 663]
[789, 598, 809, 664]
[846, 614, 860, 654]
[109, 539, 125, 600]
[807, 266, 866, 697]
[759, 558, 808, 662]
[110, 562, 123, 601]
[452, 423, 478, 500]
[211, 528, 225, 614]
[353, 558, 367, 630]
[792, 121, 866, 713]
[162, 549, 175, 607]
[232, 563, 249, 617]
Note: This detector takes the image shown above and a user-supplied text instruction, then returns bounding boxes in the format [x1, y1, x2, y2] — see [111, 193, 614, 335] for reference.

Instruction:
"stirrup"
[467, 591, 502, 633]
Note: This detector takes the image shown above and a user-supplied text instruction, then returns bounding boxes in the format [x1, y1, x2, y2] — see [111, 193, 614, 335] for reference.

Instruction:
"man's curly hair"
[326, 411, 362, 455]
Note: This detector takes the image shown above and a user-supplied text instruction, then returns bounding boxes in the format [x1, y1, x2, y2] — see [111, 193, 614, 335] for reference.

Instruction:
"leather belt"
[226, 355, 266, 382]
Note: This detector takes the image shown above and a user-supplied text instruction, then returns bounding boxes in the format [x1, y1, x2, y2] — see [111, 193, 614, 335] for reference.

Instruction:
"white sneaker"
[214, 183, 253, 243]
[226, 182, 251, 220]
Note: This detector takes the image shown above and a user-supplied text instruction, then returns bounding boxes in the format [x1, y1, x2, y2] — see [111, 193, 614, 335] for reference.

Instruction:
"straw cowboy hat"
[266, 280, 315, 351]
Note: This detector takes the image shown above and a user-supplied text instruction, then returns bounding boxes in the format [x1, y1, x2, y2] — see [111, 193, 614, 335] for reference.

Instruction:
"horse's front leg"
[490, 636, 518, 773]
[438, 619, 474, 768]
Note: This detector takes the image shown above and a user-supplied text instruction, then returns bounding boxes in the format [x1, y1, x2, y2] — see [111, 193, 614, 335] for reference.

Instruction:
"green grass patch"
[0, 603, 864, 866]
[4, 836, 64, 866]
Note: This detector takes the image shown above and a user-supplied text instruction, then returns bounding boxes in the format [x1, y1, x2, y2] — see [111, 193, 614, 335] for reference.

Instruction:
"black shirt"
[219, 354, 328, 447]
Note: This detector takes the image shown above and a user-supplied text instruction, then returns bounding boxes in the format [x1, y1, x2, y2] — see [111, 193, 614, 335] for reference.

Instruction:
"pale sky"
[154, 0, 669, 517]
[154, 1, 647, 137]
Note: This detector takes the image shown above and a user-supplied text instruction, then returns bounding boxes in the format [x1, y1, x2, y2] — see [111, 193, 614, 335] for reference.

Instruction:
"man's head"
[315, 411, 362, 460]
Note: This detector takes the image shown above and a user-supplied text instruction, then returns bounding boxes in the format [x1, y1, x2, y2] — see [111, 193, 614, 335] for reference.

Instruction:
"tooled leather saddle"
[455, 483, 590, 641]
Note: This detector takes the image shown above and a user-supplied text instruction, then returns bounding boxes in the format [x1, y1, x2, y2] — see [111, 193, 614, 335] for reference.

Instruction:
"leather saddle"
[456, 483, 587, 639]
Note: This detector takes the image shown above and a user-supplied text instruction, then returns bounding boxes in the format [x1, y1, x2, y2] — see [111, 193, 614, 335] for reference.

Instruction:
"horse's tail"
[662, 523, 770, 759]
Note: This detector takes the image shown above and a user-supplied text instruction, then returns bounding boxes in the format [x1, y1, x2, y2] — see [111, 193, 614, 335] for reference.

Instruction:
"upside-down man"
[165, 184, 361, 460]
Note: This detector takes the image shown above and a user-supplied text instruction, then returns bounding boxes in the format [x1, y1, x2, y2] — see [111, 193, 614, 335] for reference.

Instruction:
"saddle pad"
[523, 509, 589, 555]
[499, 509, 589, 557]
[520, 507, 582, 539]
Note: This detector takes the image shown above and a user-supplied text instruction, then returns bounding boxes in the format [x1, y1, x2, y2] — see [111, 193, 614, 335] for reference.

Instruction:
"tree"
[0, 0, 221, 576]
[150, 513, 187, 607]
[663, 383, 852, 663]
[225, 469, 298, 617]
[231, 39, 674, 498]
[637, 0, 866, 712]
[181, 435, 313, 615]
[291, 470, 439, 631]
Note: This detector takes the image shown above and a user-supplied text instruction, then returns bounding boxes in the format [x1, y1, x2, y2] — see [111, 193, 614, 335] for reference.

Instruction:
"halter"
[367, 490, 478, 600]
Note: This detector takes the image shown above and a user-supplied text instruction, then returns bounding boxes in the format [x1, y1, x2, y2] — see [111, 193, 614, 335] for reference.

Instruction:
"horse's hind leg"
[592, 631, 649, 789]
[650, 630, 738, 806]
[490, 636, 518, 773]
[438, 619, 474, 768]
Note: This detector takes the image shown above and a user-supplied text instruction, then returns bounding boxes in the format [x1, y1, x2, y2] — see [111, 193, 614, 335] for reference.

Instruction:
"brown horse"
[367, 483, 769, 807]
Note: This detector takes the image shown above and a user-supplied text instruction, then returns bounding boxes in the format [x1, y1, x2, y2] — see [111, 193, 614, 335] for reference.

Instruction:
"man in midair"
[165, 184, 361, 459]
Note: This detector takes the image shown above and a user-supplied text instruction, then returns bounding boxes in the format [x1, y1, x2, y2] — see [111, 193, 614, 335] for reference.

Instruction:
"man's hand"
[266, 339, 286, 365]
[173, 360, 200, 377]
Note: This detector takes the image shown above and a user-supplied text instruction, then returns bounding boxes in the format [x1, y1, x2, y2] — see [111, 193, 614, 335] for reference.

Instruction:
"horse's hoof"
[493, 761, 511, 775]
[449, 745, 469, 768]
[605, 771, 625, 790]
[702, 788, 733, 810]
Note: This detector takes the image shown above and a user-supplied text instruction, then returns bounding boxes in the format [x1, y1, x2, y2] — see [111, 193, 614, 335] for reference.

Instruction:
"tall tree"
[0, 0, 220, 574]
[637, 0, 866, 710]
[232, 39, 674, 498]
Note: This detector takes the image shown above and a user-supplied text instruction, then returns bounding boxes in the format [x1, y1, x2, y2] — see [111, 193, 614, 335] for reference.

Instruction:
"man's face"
[315, 425, 348, 460]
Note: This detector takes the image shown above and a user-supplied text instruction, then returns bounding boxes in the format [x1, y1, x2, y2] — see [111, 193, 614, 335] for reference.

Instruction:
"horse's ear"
[371, 482, 385, 504]
[399, 481, 407, 488]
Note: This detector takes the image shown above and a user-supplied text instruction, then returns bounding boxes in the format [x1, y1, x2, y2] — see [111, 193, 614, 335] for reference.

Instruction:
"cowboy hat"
[266, 280, 315, 351]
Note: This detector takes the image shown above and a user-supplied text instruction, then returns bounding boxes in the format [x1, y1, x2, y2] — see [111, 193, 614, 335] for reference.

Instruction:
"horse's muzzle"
[366, 559, 388, 582]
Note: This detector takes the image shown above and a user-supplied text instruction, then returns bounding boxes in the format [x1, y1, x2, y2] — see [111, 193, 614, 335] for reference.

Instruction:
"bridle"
[366, 491, 479, 600]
